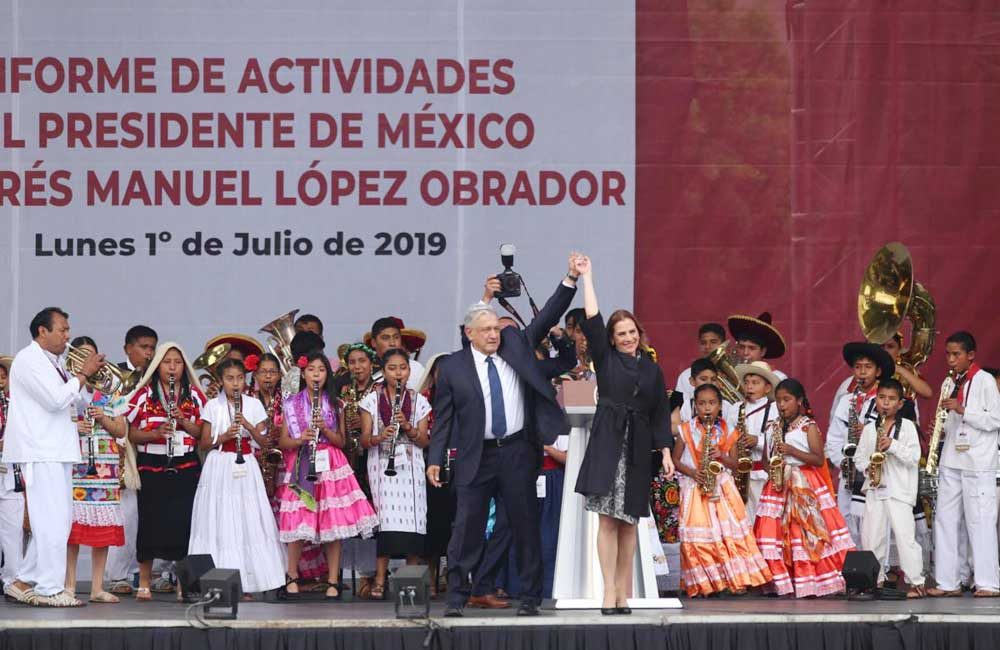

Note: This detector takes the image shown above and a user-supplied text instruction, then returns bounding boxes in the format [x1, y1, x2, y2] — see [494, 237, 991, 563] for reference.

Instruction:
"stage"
[2, 593, 1000, 650]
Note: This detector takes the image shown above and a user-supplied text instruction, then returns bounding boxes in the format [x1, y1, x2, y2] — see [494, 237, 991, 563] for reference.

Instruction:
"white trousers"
[837, 482, 863, 545]
[861, 496, 924, 586]
[0, 489, 25, 588]
[934, 467, 999, 591]
[744, 476, 766, 522]
[17, 462, 73, 596]
[105, 488, 138, 581]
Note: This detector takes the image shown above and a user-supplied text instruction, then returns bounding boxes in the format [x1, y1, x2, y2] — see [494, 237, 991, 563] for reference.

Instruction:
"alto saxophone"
[867, 416, 889, 488]
[767, 418, 786, 492]
[733, 401, 752, 502]
[919, 371, 956, 497]
[698, 415, 724, 498]
[840, 387, 863, 484]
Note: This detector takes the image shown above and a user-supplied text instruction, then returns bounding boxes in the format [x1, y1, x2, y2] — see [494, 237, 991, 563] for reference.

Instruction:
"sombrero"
[0, 355, 12, 372]
[727, 312, 786, 359]
[734, 361, 781, 393]
[205, 333, 265, 359]
[842, 342, 895, 383]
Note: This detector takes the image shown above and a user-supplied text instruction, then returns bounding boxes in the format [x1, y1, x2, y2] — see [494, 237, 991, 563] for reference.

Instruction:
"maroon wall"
[636, 0, 1000, 428]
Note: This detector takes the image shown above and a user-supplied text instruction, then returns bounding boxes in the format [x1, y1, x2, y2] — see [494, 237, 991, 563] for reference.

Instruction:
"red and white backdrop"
[636, 0, 1000, 426]
[1, 0, 997, 426]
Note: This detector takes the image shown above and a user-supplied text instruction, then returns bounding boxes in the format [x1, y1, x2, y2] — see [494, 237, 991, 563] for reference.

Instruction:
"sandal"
[90, 591, 120, 604]
[926, 587, 962, 597]
[135, 587, 152, 602]
[974, 589, 1000, 598]
[325, 585, 341, 601]
[284, 576, 300, 595]
[108, 580, 134, 595]
[3, 583, 36, 605]
[36, 590, 85, 608]
[370, 582, 385, 600]
[906, 585, 927, 599]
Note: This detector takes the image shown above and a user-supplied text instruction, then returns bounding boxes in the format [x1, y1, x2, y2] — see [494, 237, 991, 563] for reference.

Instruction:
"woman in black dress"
[572, 255, 675, 614]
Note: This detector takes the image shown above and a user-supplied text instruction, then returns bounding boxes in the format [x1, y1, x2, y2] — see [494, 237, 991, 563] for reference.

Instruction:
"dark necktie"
[486, 356, 507, 438]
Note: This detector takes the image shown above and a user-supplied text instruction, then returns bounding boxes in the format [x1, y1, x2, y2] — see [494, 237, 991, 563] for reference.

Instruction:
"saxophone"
[867, 416, 890, 488]
[344, 379, 362, 462]
[697, 415, 724, 498]
[767, 417, 786, 492]
[920, 371, 956, 494]
[733, 401, 752, 502]
[260, 394, 283, 498]
[840, 387, 863, 484]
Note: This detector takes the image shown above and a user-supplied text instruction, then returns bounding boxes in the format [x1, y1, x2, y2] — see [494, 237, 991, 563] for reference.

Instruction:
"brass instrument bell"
[65, 344, 140, 396]
[259, 309, 299, 373]
[192, 343, 231, 392]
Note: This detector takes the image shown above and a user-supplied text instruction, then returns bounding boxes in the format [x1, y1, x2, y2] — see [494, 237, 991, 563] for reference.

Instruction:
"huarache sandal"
[926, 587, 962, 597]
[369, 582, 385, 600]
[135, 587, 152, 601]
[89, 591, 120, 604]
[974, 589, 1000, 598]
[906, 585, 927, 599]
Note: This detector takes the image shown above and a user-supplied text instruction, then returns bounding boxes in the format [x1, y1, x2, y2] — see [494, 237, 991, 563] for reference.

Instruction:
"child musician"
[671, 358, 720, 435]
[276, 351, 378, 600]
[672, 384, 771, 597]
[189, 359, 286, 596]
[754, 379, 853, 598]
[854, 379, 925, 597]
[824, 343, 894, 544]
[360, 348, 432, 601]
[730, 361, 781, 519]
[928, 331, 1000, 598]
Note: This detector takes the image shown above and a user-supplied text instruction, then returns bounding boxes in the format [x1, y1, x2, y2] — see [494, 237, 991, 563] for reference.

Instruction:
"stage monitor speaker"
[842, 550, 879, 592]
[389, 565, 430, 618]
[176, 554, 215, 596]
[200, 568, 242, 620]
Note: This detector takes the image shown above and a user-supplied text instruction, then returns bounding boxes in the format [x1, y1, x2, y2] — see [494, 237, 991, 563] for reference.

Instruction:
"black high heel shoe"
[615, 606, 632, 615]
[601, 607, 617, 615]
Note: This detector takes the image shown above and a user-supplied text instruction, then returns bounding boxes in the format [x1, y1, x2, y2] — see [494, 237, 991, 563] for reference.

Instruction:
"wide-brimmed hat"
[416, 352, 448, 394]
[204, 333, 265, 359]
[842, 342, 895, 382]
[727, 312, 786, 359]
[735, 361, 781, 392]
[0, 355, 12, 372]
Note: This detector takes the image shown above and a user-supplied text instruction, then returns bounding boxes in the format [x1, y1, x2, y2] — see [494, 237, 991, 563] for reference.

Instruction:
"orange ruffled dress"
[678, 419, 771, 596]
[753, 416, 854, 597]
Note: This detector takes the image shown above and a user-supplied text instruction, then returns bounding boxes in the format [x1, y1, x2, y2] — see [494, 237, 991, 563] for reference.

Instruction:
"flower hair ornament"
[296, 355, 308, 369]
[244, 354, 260, 372]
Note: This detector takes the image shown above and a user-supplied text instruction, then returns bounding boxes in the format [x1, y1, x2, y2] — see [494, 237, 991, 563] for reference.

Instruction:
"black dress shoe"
[600, 607, 616, 615]
[615, 606, 632, 615]
[443, 606, 464, 618]
[516, 602, 539, 616]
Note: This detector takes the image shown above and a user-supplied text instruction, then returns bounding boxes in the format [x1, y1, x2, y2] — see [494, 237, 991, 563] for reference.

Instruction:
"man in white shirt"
[2, 307, 103, 607]
[928, 331, 1000, 597]
[674, 323, 727, 402]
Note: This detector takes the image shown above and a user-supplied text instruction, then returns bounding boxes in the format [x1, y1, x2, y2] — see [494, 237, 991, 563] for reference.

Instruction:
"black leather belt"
[483, 430, 524, 448]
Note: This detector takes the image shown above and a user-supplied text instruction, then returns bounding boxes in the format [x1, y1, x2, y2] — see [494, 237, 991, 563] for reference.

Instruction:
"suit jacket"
[430, 281, 576, 486]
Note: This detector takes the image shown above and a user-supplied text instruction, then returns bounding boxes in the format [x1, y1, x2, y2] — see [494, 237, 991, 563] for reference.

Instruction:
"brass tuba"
[192, 343, 231, 393]
[858, 242, 936, 398]
[259, 309, 299, 373]
[65, 344, 140, 396]
[706, 342, 743, 404]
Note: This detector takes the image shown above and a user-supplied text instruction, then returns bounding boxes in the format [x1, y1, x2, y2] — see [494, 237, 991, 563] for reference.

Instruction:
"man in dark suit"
[427, 254, 580, 616]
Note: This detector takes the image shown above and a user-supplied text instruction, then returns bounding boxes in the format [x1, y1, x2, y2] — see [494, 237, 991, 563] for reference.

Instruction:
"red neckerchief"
[855, 382, 878, 412]
[956, 363, 981, 405]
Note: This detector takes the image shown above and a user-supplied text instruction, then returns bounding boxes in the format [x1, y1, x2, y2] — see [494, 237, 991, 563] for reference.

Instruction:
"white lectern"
[551, 405, 681, 609]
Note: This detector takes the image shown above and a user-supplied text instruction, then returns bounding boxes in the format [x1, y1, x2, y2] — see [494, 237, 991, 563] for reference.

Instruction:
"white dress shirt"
[470, 346, 525, 439]
[855, 418, 921, 506]
[940, 369, 1000, 472]
[825, 387, 879, 466]
[725, 396, 778, 480]
[2, 341, 83, 463]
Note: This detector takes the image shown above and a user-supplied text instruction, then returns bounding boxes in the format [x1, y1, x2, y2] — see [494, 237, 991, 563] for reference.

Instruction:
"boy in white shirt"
[855, 379, 925, 597]
[928, 331, 1000, 598]
[673, 323, 726, 403]
[729, 361, 780, 519]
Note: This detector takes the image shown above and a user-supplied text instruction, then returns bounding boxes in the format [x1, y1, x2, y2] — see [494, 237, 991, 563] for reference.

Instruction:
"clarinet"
[383, 379, 405, 477]
[306, 381, 320, 481]
[233, 392, 245, 465]
[0, 392, 21, 493]
[85, 405, 99, 476]
[165, 375, 178, 474]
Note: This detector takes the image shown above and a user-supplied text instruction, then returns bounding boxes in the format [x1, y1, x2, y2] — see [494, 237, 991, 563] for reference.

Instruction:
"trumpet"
[767, 418, 786, 492]
[867, 417, 889, 488]
[233, 392, 245, 465]
[698, 415, 724, 498]
[306, 381, 320, 482]
[66, 343, 140, 397]
[383, 379, 406, 477]
[164, 375, 178, 474]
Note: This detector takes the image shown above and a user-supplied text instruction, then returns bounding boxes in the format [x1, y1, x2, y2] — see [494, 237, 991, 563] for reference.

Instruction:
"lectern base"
[553, 597, 682, 610]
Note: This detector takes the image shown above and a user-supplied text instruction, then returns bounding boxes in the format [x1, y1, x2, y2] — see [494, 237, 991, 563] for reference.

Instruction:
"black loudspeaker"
[176, 554, 215, 596]
[389, 565, 430, 618]
[200, 568, 243, 620]
[842, 550, 880, 592]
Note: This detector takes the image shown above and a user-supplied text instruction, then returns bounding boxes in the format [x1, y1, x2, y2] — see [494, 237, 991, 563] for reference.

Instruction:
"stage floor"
[3, 592, 1000, 628]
